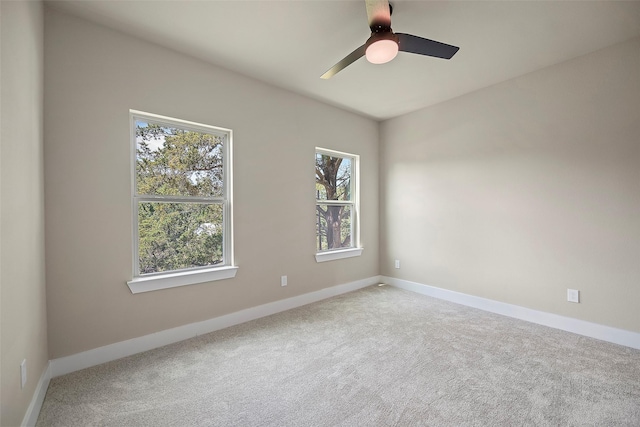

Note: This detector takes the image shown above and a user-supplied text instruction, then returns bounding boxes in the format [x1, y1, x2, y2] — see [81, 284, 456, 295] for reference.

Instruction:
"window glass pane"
[138, 202, 223, 274]
[315, 204, 352, 251]
[315, 153, 351, 201]
[136, 120, 224, 198]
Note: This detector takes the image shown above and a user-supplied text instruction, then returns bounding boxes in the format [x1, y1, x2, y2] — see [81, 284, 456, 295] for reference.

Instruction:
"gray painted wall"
[380, 37, 640, 333]
[1, 1, 48, 426]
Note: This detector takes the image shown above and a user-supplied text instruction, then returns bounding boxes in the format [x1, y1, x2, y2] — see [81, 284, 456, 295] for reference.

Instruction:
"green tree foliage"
[136, 122, 224, 274]
[315, 154, 352, 251]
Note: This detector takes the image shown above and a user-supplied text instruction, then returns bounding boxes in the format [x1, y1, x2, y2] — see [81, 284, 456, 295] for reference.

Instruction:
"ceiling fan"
[321, 0, 459, 79]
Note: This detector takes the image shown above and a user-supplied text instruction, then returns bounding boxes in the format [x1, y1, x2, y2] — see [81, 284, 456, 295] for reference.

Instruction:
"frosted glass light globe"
[365, 39, 399, 64]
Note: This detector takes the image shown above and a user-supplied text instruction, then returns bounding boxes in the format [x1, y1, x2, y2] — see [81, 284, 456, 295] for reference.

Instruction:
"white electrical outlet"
[394, 260, 400, 269]
[281, 275, 287, 287]
[20, 359, 27, 389]
[567, 289, 580, 303]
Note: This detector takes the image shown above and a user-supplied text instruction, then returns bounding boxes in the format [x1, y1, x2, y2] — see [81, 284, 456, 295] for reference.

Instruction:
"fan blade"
[320, 44, 366, 79]
[365, 0, 391, 28]
[397, 33, 459, 59]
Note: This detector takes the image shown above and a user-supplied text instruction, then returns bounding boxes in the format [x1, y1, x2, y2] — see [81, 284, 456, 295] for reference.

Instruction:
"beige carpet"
[37, 285, 640, 426]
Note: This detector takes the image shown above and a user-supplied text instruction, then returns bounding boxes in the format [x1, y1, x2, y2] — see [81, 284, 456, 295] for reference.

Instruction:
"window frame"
[127, 110, 236, 294]
[315, 147, 363, 262]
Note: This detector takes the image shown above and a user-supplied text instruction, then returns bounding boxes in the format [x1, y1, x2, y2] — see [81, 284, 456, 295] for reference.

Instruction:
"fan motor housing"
[366, 30, 399, 47]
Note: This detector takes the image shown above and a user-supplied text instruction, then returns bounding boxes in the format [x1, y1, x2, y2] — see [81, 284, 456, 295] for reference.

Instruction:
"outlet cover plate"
[567, 289, 580, 303]
[20, 359, 27, 389]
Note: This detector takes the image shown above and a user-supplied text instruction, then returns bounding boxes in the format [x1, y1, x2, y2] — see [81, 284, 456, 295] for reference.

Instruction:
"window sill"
[315, 248, 363, 263]
[127, 266, 238, 294]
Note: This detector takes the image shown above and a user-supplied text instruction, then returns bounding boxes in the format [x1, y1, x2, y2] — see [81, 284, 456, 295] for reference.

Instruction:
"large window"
[127, 111, 236, 293]
[315, 148, 362, 262]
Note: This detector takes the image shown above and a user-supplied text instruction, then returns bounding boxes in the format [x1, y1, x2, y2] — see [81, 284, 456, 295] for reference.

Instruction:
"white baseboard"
[382, 276, 640, 350]
[21, 361, 51, 427]
[50, 275, 381, 378]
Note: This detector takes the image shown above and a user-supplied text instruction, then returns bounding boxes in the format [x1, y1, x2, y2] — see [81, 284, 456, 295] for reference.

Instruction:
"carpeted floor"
[37, 285, 640, 426]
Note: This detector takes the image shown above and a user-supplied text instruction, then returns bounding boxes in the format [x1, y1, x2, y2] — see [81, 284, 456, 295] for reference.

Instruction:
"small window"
[315, 148, 362, 262]
[127, 111, 236, 293]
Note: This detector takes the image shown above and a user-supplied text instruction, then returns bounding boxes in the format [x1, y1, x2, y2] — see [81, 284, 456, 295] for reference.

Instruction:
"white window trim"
[127, 266, 238, 294]
[128, 110, 236, 294]
[315, 247, 364, 263]
[315, 147, 361, 262]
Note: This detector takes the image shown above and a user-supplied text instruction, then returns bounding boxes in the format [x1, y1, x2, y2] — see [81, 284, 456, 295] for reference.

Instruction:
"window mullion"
[316, 200, 354, 206]
[136, 195, 224, 204]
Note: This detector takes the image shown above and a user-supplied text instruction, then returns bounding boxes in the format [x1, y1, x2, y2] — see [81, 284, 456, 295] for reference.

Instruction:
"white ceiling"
[48, 1, 640, 120]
